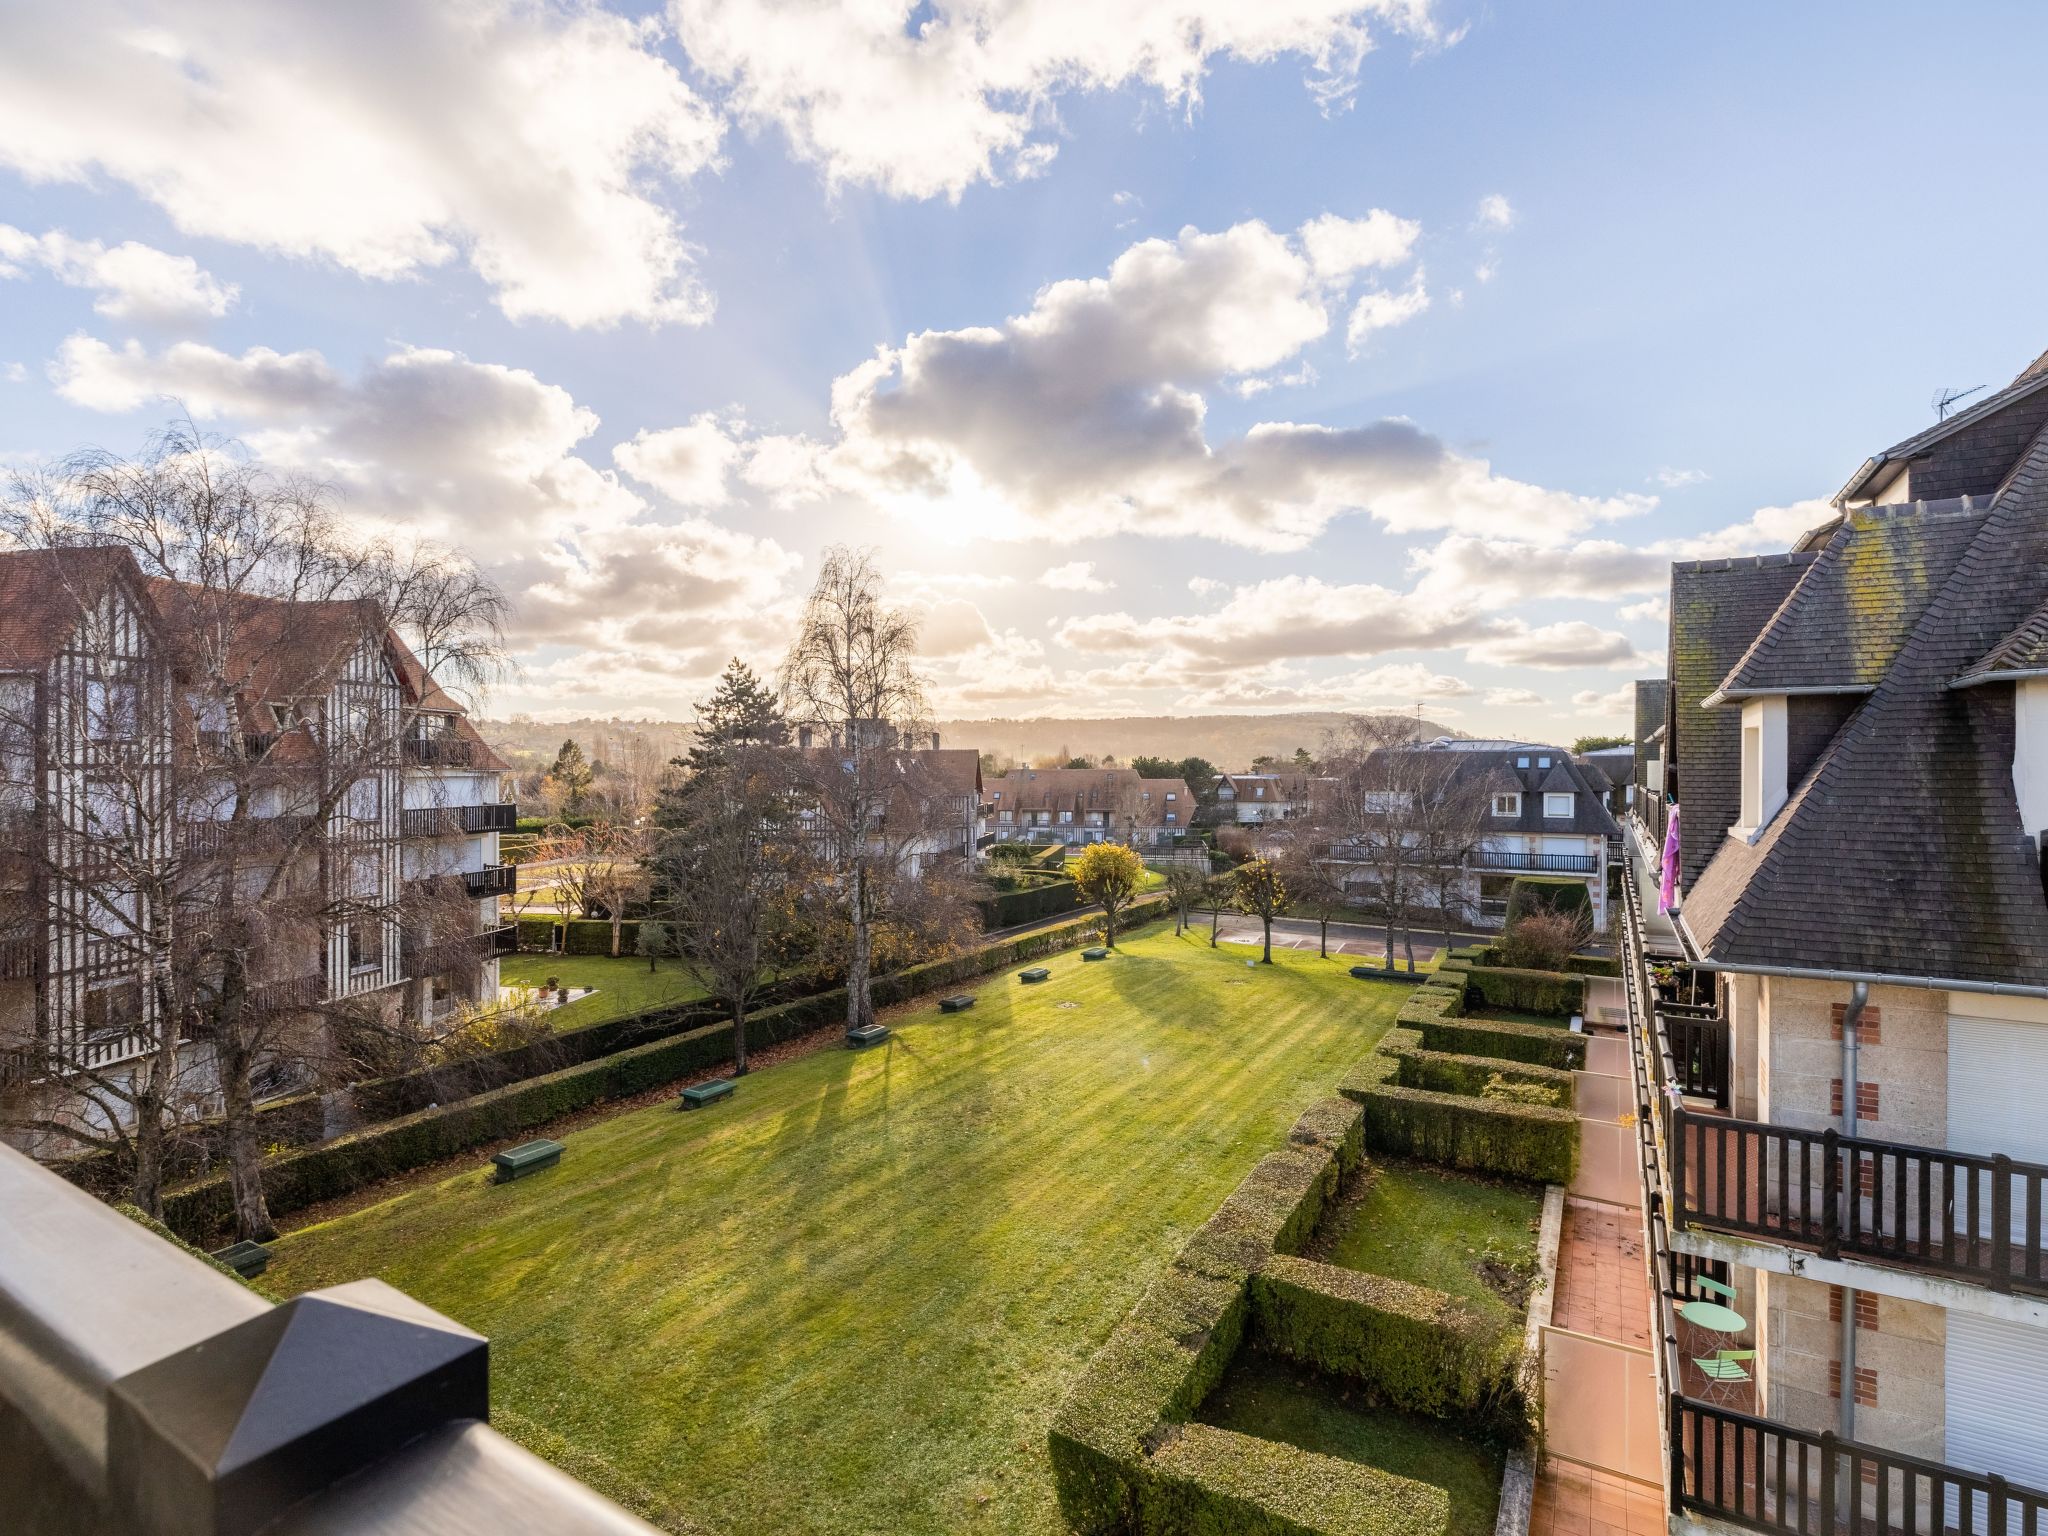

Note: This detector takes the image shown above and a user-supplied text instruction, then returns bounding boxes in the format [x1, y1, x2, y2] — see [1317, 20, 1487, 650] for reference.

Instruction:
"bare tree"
[1230, 854, 1289, 964]
[539, 821, 644, 955]
[1163, 863, 1209, 935]
[657, 749, 796, 1076]
[1409, 753, 1492, 953]
[0, 424, 507, 1234]
[779, 548, 968, 1032]
[1275, 827, 1348, 958]
[1323, 715, 1427, 974]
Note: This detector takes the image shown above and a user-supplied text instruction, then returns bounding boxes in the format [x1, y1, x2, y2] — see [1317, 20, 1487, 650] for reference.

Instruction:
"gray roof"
[1836, 349, 2048, 503]
[1665, 554, 1816, 888]
[1403, 745, 1620, 839]
[1713, 497, 1990, 699]
[1956, 593, 2048, 686]
[1682, 421, 2048, 986]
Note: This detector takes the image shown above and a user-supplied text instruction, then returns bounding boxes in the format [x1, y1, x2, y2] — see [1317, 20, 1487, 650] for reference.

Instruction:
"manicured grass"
[1196, 1353, 1505, 1536]
[1316, 1159, 1543, 1328]
[265, 928, 1398, 1536]
[499, 953, 709, 1030]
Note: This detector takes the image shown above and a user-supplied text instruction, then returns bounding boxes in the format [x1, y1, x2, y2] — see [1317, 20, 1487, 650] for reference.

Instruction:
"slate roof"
[1712, 498, 1991, 699]
[1837, 354, 2048, 503]
[986, 767, 1188, 828]
[1664, 554, 1816, 888]
[1955, 594, 2048, 686]
[1681, 422, 2048, 986]
[1387, 743, 1620, 840]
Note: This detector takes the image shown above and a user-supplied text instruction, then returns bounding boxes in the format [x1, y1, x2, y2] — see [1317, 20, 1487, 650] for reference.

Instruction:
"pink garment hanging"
[1659, 803, 1681, 914]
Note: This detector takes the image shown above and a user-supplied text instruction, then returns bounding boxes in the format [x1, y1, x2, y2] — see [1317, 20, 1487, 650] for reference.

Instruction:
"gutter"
[1698, 684, 1876, 710]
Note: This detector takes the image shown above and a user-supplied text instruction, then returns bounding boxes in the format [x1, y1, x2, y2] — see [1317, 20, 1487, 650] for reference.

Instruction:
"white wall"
[1737, 694, 1789, 837]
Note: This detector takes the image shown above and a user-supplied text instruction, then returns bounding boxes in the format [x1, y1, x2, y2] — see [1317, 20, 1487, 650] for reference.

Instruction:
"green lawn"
[1316, 1160, 1543, 1328]
[1196, 1353, 1505, 1536]
[266, 927, 1398, 1536]
[499, 953, 709, 1030]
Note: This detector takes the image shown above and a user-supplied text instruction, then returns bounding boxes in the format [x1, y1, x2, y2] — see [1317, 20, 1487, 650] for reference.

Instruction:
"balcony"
[0, 927, 35, 981]
[402, 735, 479, 768]
[464, 864, 517, 899]
[1616, 862, 2048, 1536]
[401, 801, 518, 838]
[1471, 847, 1599, 874]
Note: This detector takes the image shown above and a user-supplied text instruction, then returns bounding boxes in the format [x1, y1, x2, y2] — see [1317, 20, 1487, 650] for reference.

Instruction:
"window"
[1058, 810, 1073, 824]
[1492, 792, 1521, 817]
[83, 978, 143, 1040]
[86, 678, 137, 739]
[1537, 755, 1551, 769]
[1165, 792, 1177, 802]
[346, 920, 382, 973]
[1516, 755, 1530, 768]
[1140, 791, 1151, 804]
[998, 809, 1012, 824]
[346, 774, 381, 823]
[1166, 812, 1178, 825]
[1254, 785, 1264, 798]
[1544, 792, 1574, 818]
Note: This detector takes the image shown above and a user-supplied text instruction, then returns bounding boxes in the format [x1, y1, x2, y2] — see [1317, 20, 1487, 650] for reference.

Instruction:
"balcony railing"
[0, 928, 36, 981]
[402, 735, 478, 767]
[464, 864, 517, 899]
[401, 801, 518, 838]
[1616, 856, 2048, 1536]
[1472, 848, 1599, 874]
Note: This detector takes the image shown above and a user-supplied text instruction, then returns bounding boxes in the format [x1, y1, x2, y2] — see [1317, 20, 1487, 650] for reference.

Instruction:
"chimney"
[798, 724, 813, 750]
[930, 731, 942, 751]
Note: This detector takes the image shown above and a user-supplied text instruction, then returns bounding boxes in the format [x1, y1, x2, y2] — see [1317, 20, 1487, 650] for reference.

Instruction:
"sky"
[2, 2, 2045, 735]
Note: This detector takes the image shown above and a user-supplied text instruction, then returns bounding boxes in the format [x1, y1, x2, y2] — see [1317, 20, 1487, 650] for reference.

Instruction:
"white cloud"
[1618, 594, 1668, 623]
[1652, 466, 1709, 488]
[0, 225, 236, 326]
[4, 362, 26, 384]
[613, 415, 740, 507]
[1331, 662, 1474, 699]
[1412, 534, 1669, 605]
[1038, 560, 1114, 592]
[669, 0, 1440, 200]
[1187, 575, 1226, 596]
[1345, 268, 1430, 352]
[0, 2, 723, 327]
[1468, 621, 1650, 671]
[1476, 193, 1514, 229]
[1473, 258, 1497, 284]
[746, 217, 1642, 551]
[1484, 686, 1547, 708]
[1298, 209, 1421, 284]
[1572, 684, 1635, 717]
[1668, 498, 1836, 558]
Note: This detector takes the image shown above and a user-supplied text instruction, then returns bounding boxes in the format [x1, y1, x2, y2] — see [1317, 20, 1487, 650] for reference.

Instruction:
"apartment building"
[792, 724, 985, 875]
[984, 767, 1193, 848]
[1213, 771, 1326, 824]
[1626, 350, 2048, 1527]
[0, 545, 513, 1119]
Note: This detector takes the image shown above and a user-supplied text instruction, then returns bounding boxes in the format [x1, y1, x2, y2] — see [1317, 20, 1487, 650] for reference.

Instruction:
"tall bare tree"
[779, 548, 967, 1032]
[1409, 753, 1493, 952]
[1231, 854, 1289, 965]
[1323, 714, 1427, 974]
[538, 820, 644, 955]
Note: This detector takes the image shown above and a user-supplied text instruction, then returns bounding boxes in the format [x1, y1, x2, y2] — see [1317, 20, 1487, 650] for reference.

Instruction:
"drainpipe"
[1838, 980, 1869, 1439]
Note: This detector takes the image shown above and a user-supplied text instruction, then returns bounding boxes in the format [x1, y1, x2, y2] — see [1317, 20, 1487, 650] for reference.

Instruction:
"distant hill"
[476, 711, 1460, 775]
[936, 713, 1459, 770]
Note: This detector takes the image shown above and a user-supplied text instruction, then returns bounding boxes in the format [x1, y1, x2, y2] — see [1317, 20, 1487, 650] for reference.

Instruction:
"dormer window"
[1734, 695, 1789, 840]
[1544, 792, 1574, 818]
[1492, 792, 1521, 817]
[1537, 756, 1551, 769]
[1516, 755, 1530, 768]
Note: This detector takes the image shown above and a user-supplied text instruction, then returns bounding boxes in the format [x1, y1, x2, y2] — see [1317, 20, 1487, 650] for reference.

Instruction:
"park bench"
[491, 1139, 564, 1183]
[213, 1240, 272, 1278]
[1019, 967, 1051, 983]
[847, 1023, 891, 1048]
[1082, 947, 1109, 961]
[679, 1079, 735, 1110]
[939, 994, 975, 1013]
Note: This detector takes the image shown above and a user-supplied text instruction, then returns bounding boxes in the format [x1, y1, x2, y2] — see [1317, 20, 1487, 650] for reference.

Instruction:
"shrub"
[1391, 1045, 1575, 1110]
[1462, 964, 1585, 1019]
[1352, 1083, 1578, 1185]
[1252, 1255, 1524, 1436]
[974, 878, 1083, 931]
[516, 915, 561, 951]
[1417, 1017, 1585, 1072]
[1496, 903, 1591, 973]
[1482, 1073, 1564, 1109]
[564, 917, 639, 956]
[1178, 1146, 1337, 1282]
[1142, 1424, 1449, 1536]
[1503, 877, 1592, 928]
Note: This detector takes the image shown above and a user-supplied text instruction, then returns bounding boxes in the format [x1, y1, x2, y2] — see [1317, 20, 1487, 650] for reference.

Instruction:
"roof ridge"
[1666, 551, 1818, 575]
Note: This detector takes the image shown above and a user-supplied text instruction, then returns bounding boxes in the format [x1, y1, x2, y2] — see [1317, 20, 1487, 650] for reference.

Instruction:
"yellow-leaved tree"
[1068, 842, 1147, 949]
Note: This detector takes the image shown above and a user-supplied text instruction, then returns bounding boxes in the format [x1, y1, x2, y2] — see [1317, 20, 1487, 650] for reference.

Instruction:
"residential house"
[1326, 739, 1619, 933]
[1624, 348, 2048, 1524]
[793, 725, 985, 876]
[985, 767, 1193, 848]
[1213, 771, 1326, 824]
[0, 546, 514, 1127]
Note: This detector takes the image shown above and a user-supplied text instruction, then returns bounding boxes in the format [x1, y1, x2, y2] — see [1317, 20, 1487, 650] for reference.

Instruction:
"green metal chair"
[1693, 1349, 1754, 1403]
[1693, 1276, 1737, 1302]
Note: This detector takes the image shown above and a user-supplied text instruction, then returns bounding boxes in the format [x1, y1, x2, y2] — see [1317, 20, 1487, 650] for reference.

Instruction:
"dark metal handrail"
[1471, 849, 1600, 874]
[463, 864, 517, 899]
[402, 735, 478, 767]
[1663, 1010, 1730, 1108]
[401, 801, 518, 838]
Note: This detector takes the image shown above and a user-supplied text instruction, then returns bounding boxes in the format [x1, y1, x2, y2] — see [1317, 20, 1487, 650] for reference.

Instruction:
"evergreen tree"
[543, 737, 594, 814]
[657, 658, 789, 830]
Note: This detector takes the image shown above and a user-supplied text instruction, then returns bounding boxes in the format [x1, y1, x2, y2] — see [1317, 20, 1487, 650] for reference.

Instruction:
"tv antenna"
[1933, 383, 1988, 420]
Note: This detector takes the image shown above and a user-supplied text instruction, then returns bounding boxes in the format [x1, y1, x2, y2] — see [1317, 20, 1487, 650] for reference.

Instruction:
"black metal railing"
[1664, 1009, 1730, 1107]
[1472, 848, 1600, 874]
[401, 801, 517, 838]
[0, 928, 36, 981]
[402, 735, 478, 768]
[486, 923, 517, 955]
[463, 865, 517, 899]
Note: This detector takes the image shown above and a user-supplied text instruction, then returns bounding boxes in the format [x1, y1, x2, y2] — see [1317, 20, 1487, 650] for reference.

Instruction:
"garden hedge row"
[1351, 1080, 1578, 1185]
[974, 878, 1084, 931]
[1418, 1016, 1585, 1072]
[1390, 1042, 1575, 1110]
[1461, 965, 1585, 1019]
[156, 899, 1168, 1245]
[1048, 1097, 1447, 1536]
[1251, 1255, 1525, 1438]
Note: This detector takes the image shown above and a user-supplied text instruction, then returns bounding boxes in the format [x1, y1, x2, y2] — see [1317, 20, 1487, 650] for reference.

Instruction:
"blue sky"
[2, 1, 2044, 732]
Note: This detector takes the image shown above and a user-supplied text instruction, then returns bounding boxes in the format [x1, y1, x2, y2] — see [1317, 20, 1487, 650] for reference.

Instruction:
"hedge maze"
[1049, 945, 1590, 1535]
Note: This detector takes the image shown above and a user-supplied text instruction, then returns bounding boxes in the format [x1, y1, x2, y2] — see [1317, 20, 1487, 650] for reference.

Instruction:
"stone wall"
[1757, 976, 1949, 1148]
[1756, 1271, 1945, 1461]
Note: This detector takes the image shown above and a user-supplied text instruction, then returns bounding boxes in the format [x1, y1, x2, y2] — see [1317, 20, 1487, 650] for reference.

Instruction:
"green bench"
[939, 994, 975, 1013]
[847, 1023, 891, 1048]
[212, 1240, 272, 1278]
[491, 1139, 564, 1183]
[1082, 946, 1109, 960]
[1019, 967, 1051, 983]
[680, 1078, 735, 1110]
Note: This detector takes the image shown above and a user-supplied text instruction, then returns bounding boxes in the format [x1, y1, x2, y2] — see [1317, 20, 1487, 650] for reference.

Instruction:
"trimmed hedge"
[975, 878, 1084, 930]
[1142, 1423, 1448, 1536]
[1563, 954, 1620, 978]
[1349, 1082, 1578, 1185]
[1461, 965, 1585, 1019]
[114, 1201, 255, 1287]
[1252, 1255, 1524, 1437]
[1504, 876, 1591, 927]
[1417, 1017, 1585, 1072]
[1391, 1044, 1575, 1111]
[156, 900, 1169, 1244]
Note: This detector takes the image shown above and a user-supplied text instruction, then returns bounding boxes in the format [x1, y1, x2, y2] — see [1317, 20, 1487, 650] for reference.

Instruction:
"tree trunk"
[130, 1078, 166, 1218]
[610, 913, 623, 957]
[1104, 899, 1119, 949]
[732, 999, 749, 1076]
[220, 1036, 276, 1243]
[1318, 915, 1329, 958]
[1261, 913, 1273, 964]
[847, 868, 874, 1030]
[1403, 923, 1416, 974]
[1210, 903, 1219, 947]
